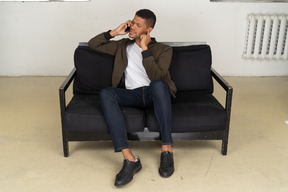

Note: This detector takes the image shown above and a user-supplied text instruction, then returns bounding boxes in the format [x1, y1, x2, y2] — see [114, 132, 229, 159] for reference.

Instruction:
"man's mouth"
[129, 31, 136, 35]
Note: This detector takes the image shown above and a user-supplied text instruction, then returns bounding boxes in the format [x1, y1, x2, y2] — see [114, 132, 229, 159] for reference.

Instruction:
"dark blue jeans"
[99, 80, 173, 152]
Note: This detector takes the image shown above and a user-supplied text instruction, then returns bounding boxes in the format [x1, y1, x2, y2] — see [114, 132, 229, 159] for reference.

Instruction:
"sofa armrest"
[59, 68, 76, 121]
[211, 68, 233, 155]
[211, 67, 233, 113]
[59, 68, 76, 92]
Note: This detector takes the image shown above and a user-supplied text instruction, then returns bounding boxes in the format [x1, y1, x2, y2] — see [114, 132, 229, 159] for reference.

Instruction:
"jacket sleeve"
[141, 45, 173, 80]
[88, 31, 119, 56]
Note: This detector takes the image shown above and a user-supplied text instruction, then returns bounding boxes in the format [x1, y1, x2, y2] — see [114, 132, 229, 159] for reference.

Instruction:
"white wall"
[0, 0, 287, 76]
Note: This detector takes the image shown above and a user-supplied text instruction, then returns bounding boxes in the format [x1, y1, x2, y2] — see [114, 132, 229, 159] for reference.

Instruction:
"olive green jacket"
[88, 31, 177, 97]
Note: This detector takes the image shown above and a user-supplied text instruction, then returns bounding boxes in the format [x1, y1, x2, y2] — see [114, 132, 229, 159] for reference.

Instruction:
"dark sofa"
[59, 43, 233, 157]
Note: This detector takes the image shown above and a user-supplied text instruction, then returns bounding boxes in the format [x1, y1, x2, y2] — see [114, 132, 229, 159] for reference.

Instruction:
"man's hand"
[140, 31, 151, 51]
[110, 20, 131, 37]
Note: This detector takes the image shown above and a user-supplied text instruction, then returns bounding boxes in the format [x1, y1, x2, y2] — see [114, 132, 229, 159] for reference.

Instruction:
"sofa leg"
[62, 130, 69, 157]
[221, 139, 228, 155]
[63, 141, 69, 157]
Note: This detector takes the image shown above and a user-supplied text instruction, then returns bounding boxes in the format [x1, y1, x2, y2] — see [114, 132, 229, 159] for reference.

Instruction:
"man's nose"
[130, 24, 136, 30]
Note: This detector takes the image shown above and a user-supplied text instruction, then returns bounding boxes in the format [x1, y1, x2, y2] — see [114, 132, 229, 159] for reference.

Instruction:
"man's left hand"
[140, 31, 151, 51]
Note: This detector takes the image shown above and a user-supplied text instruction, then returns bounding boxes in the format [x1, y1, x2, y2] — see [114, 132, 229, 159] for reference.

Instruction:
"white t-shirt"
[125, 43, 151, 90]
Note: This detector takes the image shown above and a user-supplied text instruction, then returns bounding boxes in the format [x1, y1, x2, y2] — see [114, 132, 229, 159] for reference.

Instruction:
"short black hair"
[136, 9, 156, 29]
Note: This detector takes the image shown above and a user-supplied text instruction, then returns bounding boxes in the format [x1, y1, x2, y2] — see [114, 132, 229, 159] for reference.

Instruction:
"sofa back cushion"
[73, 44, 213, 94]
[73, 46, 114, 94]
[169, 44, 213, 93]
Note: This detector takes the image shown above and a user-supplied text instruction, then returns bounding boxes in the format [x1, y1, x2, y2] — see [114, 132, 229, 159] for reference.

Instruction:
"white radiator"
[243, 14, 288, 60]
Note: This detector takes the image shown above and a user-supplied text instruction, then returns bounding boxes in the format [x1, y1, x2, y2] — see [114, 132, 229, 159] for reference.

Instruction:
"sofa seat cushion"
[146, 92, 227, 133]
[63, 94, 145, 133]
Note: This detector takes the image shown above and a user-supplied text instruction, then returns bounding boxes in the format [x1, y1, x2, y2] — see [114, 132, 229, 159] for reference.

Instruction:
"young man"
[88, 9, 177, 187]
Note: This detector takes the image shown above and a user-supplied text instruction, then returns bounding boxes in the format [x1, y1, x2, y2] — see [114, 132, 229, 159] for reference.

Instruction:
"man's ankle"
[122, 148, 136, 162]
[125, 156, 136, 162]
[161, 145, 172, 153]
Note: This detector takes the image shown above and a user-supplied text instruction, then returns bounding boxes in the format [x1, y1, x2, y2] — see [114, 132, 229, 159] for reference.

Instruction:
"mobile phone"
[125, 26, 130, 32]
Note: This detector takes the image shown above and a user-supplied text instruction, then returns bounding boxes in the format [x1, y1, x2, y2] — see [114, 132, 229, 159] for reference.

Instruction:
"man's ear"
[147, 27, 153, 34]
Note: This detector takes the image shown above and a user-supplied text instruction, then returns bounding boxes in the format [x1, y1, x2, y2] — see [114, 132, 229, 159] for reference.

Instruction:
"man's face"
[128, 15, 151, 39]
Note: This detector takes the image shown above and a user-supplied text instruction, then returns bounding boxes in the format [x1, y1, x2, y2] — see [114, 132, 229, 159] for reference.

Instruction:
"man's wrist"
[142, 50, 151, 58]
[109, 30, 118, 37]
[104, 30, 114, 40]
[142, 46, 148, 51]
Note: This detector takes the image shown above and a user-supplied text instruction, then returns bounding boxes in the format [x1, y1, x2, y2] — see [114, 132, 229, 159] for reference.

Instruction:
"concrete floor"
[0, 76, 287, 192]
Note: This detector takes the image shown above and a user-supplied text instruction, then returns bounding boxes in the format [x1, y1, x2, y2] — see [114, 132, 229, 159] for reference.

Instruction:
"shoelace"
[119, 161, 138, 176]
[161, 153, 173, 167]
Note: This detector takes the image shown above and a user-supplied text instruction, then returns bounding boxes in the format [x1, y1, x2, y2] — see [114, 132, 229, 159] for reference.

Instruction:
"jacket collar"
[130, 37, 157, 45]
[149, 38, 157, 45]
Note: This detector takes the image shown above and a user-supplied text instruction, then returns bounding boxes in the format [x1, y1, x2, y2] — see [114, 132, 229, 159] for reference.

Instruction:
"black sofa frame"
[59, 43, 233, 157]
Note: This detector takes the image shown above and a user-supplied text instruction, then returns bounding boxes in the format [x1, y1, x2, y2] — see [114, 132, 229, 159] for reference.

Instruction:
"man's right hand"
[110, 20, 131, 37]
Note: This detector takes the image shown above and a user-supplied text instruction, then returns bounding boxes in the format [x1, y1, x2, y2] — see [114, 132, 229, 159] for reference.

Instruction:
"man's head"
[128, 9, 156, 39]
[135, 9, 156, 29]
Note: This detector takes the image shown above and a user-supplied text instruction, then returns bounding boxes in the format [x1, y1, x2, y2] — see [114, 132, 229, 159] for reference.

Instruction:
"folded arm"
[142, 45, 173, 81]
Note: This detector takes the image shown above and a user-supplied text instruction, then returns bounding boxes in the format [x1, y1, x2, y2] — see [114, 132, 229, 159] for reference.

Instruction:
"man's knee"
[150, 80, 169, 92]
[150, 80, 170, 98]
[99, 87, 115, 101]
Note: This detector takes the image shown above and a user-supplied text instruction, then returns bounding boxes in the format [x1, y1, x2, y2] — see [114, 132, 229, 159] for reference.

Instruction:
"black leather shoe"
[159, 151, 174, 178]
[114, 157, 142, 187]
